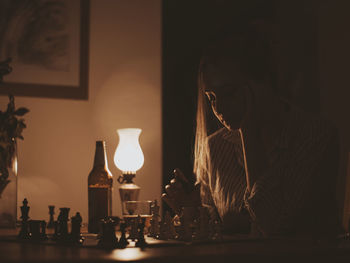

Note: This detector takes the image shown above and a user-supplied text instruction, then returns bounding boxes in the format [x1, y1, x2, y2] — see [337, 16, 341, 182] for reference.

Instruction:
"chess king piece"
[88, 141, 113, 233]
[135, 216, 147, 247]
[18, 198, 30, 239]
[70, 212, 84, 244]
[118, 222, 129, 248]
[47, 205, 55, 228]
[98, 217, 118, 248]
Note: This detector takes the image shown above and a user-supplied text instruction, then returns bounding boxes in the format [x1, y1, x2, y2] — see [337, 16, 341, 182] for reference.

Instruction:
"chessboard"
[3, 198, 265, 250]
[0, 228, 185, 248]
[0, 227, 263, 249]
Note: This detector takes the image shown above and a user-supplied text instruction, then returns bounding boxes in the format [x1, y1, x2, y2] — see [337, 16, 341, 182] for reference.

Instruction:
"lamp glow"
[114, 128, 144, 174]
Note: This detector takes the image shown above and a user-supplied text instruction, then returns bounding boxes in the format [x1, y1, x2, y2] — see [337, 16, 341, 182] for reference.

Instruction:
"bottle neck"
[93, 141, 107, 168]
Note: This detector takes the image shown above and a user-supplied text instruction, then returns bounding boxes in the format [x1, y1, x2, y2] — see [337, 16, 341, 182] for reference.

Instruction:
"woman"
[162, 25, 340, 238]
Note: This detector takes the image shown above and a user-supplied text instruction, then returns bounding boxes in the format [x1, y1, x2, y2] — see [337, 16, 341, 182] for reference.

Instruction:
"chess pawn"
[164, 211, 177, 239]
[135, 217, 147, 247]
[52, 221, 59, 241]
[70, 212, 84, 244]
[127, 218, 138, 241]
[151, 200, 160, 217]
[197, 206, 210, 240]
[41, 221, 48, 240]
[118, 222, 129, 248]
[47, 205, 55, 228]
[209, 219, 223, 241]
[57, 207, 70, 241]
[149, 217, 157, 238]
[148, 200, 160, 238]
[182, 207, 195, 241]
[158, 220, 169, 240]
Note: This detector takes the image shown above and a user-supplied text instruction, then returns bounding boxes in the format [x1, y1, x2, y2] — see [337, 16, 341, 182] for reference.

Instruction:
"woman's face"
[202, 58, 248, 130]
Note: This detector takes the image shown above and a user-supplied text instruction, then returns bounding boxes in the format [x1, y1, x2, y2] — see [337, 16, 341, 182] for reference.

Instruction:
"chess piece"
[209, 218, 223, 241]
[175, 216, 185, 241]
[41, 221, 48, 240]
[127, 218, 138, 241]
[57, 207, 70, 241]
[18, 198, 30, 239]
[135, 216, 147, 247]
[197, 206, 210, 240]
[181, 207, 195, 241]
[165, 211, 177, 239]
[47, 205, 55, 228]
[70, 212, 84, 244]
[118, 222, 129, 248]
[98, 217, 118, 248]
[151, 200, 160, 218]
[149, 200, 160, 238]
[29, 220, 44, 240]
[52, 221, 59, 241]
[158, 220, 169, 240]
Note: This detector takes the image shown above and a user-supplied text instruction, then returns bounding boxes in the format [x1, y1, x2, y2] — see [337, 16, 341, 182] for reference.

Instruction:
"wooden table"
[1, 228, 350, 263]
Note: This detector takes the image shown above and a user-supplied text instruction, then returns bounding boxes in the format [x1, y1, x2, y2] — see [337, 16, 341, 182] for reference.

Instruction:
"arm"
[243, 126, 339, 236]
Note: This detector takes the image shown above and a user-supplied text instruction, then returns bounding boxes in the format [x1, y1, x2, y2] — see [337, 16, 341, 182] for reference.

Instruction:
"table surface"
[1, 228, 350, 263]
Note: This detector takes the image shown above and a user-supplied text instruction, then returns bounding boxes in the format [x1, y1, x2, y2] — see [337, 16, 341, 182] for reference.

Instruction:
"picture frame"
[0, 0, 90, 100]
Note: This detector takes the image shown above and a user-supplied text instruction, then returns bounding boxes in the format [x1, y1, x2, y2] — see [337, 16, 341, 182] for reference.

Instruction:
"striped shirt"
[199, 105, 339, 237]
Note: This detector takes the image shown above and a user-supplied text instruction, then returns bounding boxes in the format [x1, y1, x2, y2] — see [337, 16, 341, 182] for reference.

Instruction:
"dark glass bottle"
[88, 141, 113, 233]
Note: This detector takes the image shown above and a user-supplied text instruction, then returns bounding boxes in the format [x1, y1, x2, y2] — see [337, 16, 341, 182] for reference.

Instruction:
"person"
[162, 24, 340, 239]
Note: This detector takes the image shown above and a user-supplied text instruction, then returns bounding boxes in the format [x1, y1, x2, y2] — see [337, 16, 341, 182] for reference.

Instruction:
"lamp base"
[119, 183, 140, 202]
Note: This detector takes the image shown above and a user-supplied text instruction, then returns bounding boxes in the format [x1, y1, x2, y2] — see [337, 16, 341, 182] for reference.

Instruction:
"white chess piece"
[149, 200, 160, 238]
[198, 206, 210, 240]
[164, 211, 177, 239]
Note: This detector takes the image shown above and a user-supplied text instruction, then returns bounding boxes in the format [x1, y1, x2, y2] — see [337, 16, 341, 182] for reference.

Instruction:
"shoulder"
[207, 128, 241, 146]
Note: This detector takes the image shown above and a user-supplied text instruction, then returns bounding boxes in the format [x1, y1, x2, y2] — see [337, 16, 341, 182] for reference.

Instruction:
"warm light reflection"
[114, 128, 144, 173]
[110, 248, 145, 261]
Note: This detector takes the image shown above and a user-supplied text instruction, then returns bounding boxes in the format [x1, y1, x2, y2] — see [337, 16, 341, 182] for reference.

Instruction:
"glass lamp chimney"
[114, 128, 144, 204]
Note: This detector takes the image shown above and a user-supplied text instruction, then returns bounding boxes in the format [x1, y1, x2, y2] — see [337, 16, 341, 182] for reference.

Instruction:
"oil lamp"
[114, 128, 144, 204]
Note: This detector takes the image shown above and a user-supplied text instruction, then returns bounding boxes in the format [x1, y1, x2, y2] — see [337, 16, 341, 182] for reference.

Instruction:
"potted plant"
[0, 58, 29, 227]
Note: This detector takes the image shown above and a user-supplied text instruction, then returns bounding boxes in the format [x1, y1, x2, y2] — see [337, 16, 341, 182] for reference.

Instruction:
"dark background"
[162, 0, 320, 211]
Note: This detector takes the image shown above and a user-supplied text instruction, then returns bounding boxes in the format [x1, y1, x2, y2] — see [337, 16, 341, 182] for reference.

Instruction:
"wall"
[0, 0, 161, 222]
[318, 0, 350, 228]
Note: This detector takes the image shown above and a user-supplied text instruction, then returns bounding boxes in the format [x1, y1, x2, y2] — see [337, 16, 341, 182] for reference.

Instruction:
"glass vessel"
[0, 141, 17, 228]
[114, 128, 144, 210]
[88, 141, 113, 233]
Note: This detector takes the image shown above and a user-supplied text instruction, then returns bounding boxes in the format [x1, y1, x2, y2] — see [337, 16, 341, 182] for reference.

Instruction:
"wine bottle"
[88, 141, 113, 233]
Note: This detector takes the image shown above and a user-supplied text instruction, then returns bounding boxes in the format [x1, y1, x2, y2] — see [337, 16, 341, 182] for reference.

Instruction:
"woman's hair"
[194, 66, 211, 184]
[194, 23, 278, 183]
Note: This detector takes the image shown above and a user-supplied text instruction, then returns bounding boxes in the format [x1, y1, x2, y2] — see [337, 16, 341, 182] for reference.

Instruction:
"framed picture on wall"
[0, 0, 90, 100]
